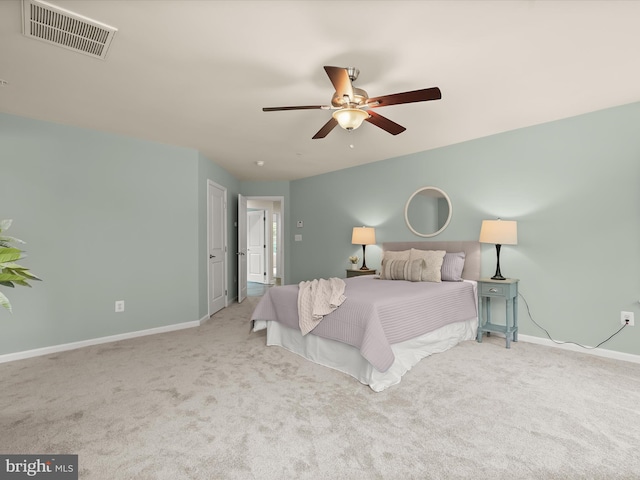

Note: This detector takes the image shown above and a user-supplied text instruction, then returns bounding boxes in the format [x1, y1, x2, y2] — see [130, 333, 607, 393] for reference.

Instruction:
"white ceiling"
[1, 1, 640, 181]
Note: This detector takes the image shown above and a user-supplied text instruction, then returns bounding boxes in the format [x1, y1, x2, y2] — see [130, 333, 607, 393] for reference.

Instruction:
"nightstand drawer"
[478, 278, 518, 298]
[480, 283, 508, 296]
[346, 269, 377, 278]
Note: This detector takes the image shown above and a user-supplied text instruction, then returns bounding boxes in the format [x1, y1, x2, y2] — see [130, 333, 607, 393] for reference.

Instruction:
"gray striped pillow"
[380, 259, 425, 282]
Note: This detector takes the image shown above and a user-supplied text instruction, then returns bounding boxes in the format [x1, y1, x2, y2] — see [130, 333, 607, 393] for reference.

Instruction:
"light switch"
[295, 234, 302, 241]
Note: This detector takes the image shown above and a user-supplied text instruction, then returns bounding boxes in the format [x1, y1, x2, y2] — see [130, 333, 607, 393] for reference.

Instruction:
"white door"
[247, 210, 266, 284]
[238, 194, 247, 303]
[207, 180, 227, 315]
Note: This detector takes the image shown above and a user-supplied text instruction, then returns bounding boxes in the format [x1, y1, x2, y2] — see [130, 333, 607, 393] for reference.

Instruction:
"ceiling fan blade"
[324, 66, 354, 101]
[365, 111, 406, 135]
[312, 117, 338, 139]
[368, 87, 441, 108]
[263, 105, 328, 112]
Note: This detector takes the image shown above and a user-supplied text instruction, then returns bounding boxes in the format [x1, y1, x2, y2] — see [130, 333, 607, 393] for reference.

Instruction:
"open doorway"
[244, 197, 284, 297]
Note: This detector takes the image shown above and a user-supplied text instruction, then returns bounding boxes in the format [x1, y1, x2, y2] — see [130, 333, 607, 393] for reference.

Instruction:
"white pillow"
[408, 249, 446, 282]
[382, 250, 410, 261]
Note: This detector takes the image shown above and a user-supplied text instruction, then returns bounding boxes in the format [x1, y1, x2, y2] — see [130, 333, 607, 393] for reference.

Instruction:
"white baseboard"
[0, 316, 209, 364]
[6, 316, 637, 366]
[518, 334, 640, 364]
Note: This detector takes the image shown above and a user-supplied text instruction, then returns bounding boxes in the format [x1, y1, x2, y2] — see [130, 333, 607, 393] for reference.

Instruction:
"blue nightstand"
[476, 278, 519, 348]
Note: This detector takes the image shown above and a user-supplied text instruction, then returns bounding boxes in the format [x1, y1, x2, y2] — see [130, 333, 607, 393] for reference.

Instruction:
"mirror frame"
[404, 186, 453, 238]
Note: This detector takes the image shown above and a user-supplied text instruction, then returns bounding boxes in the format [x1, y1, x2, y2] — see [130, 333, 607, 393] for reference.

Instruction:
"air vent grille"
[22, 0, 117, 60]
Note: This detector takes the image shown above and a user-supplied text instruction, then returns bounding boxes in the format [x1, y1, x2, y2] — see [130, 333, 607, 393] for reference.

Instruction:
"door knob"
[209, 254, 215, 259]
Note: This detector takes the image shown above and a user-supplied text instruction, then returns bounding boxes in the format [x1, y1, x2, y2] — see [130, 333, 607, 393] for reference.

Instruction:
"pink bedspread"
[250, 276, 478, 372]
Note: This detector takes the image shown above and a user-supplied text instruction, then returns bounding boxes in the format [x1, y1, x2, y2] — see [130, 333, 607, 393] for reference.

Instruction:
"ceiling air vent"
[22, 0, 117, 60]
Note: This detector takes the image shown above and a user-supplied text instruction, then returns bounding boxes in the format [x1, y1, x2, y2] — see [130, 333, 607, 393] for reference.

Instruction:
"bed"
[250, 241, 481, 392]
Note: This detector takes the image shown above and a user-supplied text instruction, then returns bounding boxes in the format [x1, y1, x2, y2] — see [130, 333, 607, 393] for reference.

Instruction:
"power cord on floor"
[519, 291, 627, 350]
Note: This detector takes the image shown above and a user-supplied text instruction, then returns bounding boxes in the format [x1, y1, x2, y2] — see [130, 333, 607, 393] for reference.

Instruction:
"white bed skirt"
[254, 317, 478, 392]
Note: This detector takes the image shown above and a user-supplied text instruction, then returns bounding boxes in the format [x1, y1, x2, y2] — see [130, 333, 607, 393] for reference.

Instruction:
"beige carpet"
[2, 296, 640, 479]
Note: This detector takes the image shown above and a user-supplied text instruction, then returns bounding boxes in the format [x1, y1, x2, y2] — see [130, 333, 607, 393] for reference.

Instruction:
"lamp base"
[359, 244, 370, 270]
[491, 244, 506, 280]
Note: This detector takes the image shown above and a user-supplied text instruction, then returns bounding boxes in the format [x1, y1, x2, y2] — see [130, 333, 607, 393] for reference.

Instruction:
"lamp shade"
[479, 219, 518, 245]
[351, 226, 376, 245]
[333, 108, 369, 131]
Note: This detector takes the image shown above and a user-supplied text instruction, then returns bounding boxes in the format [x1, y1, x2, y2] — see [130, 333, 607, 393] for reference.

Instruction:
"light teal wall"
[288, 102, 640, 356]
[0, 113, 240, 355]
[3, 101, 639, 358]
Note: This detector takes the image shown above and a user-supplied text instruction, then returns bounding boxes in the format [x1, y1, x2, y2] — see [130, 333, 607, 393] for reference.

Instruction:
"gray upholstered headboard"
[382, 241, 481, 281]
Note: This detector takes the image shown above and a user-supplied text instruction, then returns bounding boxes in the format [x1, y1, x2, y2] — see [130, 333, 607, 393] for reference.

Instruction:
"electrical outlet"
[115, 300, 125, 313]
[621, 311, 634, 326]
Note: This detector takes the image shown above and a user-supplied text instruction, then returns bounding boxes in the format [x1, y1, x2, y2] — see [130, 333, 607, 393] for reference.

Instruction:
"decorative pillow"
[406, 259, 426, 282]
[381, 250, 410, 262]
[407, 249, 446, 282]
[379, 250, 411, 280]
[380, 259, 407, 280]
[441, 252, 466, 281]
[380, 258, 425, 282]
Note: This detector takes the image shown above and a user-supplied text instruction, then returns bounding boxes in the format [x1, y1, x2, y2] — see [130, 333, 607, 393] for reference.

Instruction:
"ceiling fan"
[263, 66, 441, 139]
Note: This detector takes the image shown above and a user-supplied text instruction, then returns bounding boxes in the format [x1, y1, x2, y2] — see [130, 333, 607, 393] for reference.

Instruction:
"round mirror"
[404, 186, 452, 237]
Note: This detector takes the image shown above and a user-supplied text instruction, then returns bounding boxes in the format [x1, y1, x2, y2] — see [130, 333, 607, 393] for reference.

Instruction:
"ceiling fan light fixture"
[332, 108, 369, 131]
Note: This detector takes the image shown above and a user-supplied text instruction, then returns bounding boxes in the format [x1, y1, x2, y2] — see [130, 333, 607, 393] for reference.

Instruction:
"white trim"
[0, 319, 203, 364]
[518, 334, 640, 364]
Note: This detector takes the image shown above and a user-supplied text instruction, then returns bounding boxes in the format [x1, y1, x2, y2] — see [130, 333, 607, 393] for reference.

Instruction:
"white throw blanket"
[298, 277, 346, 336]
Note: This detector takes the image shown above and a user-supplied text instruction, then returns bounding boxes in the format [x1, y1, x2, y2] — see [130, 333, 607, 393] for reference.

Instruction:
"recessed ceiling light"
[255, 161, 265, 167]
[0, 79, 8, 86]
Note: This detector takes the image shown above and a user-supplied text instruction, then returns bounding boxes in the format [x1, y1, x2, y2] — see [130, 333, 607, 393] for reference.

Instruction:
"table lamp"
[479, 219, 518, 280]
[351, 226, 376, 270]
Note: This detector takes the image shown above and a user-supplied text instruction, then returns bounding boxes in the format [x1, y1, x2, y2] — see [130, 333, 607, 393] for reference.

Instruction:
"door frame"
[241, 196, 285, 291]
[273, 211, 282, 281]
[238, 194, 247, 303]
[207, 179, 228, 316]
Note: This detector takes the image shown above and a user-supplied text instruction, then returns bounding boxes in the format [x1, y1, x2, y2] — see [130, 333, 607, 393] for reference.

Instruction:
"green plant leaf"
[22, 271, 41, 281]
[0, 263, 24, 270]
[0, 273, 27, 282]
[0, 260, 26, 269]
[0, 290, 11, 313]
[0, 248, 22, 263]
[0, 220, 39, 313]
[2, 262, 41, 279]
[9, 269, 41, 281]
